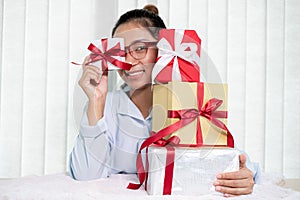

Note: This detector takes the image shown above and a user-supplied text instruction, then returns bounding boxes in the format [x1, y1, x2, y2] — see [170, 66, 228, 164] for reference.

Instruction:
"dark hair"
[143, 4, 159, 15]
[111, 6, 166, 39]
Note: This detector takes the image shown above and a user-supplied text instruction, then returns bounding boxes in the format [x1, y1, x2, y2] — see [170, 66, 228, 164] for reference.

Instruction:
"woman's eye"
[135, 46, 147, 52]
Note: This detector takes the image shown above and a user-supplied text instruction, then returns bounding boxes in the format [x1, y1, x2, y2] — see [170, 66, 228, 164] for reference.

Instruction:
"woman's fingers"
[214, 177, 254, 188]
[83, 64, 101, 75]
[94, 74, 108, 98]
[79, 69, 100, 86]
[82, 55, 91, 69]
[216, 169, 253, 180]
[82, 56, 102, 73]
[215, 185, 253, 196]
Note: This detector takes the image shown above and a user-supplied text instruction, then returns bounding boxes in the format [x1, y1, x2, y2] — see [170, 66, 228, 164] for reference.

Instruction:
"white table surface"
[0, 173, 299, 200]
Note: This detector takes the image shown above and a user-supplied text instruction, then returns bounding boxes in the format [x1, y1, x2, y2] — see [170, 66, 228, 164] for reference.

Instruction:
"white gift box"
[89, 38, 126, 71]
[146, 146, 239, 195]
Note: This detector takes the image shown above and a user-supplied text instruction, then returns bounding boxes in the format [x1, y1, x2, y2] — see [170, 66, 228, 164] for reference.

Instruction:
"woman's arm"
[69, 56, 112, 180]
[78, 56, 108, 126]
[69, 106, 112, 180]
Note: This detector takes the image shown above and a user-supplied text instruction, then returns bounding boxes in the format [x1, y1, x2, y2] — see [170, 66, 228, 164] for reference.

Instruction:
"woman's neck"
[129, 84, 153, 119]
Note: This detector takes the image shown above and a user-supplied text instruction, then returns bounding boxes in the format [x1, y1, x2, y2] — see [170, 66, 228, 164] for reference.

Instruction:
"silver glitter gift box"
[146, 146, 240, 195]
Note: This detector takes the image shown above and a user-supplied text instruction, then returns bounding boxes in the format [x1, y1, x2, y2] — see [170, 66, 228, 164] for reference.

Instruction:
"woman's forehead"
[113, 22, 156, 45]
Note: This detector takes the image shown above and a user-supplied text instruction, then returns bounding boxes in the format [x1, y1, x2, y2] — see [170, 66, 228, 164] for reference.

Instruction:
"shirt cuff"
[246, 160, 261, 184]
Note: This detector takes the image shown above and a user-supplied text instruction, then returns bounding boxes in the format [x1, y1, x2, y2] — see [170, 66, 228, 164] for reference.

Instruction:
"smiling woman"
[69, 5, 166, 180]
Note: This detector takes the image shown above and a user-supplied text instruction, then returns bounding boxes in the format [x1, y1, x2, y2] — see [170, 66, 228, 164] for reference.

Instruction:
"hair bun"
[143, 4, 159, 15]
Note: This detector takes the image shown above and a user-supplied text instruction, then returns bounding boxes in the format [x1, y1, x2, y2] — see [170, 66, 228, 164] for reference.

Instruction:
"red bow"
[168, 98, 233, 147]
[72, 38, 131, 71]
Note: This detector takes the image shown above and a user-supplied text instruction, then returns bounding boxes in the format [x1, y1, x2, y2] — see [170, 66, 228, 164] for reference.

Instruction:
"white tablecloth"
[0, 173, 299, 200]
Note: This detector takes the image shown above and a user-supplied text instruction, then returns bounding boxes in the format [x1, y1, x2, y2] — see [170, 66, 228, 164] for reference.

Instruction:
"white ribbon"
[152, 30, 201, 83]
[92, 37, 125, 70]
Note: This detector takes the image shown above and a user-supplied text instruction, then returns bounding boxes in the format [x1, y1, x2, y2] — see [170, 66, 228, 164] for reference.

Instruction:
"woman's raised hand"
[78, 56, 108, 125]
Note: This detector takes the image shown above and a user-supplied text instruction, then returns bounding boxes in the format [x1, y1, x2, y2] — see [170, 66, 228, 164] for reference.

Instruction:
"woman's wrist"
[87, 97, 105, 126]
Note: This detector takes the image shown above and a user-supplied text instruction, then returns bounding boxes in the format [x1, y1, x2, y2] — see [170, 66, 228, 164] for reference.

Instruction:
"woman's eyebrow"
[126, 39, 157, 47]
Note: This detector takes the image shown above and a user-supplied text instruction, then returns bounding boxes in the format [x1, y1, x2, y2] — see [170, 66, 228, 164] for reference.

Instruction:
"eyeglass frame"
[124, 41, 158, 60]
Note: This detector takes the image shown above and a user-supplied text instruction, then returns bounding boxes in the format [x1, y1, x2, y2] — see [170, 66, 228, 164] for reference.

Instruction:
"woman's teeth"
[125, 70, 145, 76]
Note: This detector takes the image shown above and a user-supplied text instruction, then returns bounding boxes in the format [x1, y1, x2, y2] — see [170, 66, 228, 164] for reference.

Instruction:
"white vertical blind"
[118, 0, 137, 17]
[207, 0, 228, 83]
[265, 0, 285, 175]
[44, 0, 70, 175]
[169, 0, 188, 29]
[157, 0, 170, 26]
[244, 0, 267, 170]
[227, 0, 247, 150]
[21, 0, 48, 176]
[189, 0, 209, 80]
[283, 0, 300, 178]
[0, 0, 26, 178]
[0, 0, 299, 179]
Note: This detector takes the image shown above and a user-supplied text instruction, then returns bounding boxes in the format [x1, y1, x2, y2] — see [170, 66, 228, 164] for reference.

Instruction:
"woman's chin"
[127, 81, 151, 91]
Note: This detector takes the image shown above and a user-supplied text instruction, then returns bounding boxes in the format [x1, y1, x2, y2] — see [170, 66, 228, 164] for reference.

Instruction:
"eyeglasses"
[125, 41, 157, 60]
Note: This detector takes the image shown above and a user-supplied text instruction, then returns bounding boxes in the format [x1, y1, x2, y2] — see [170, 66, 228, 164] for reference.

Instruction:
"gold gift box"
[152, 81, 228, 146]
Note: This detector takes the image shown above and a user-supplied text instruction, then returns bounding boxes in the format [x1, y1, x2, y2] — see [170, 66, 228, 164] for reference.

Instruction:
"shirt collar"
[117, 89, 152, 121]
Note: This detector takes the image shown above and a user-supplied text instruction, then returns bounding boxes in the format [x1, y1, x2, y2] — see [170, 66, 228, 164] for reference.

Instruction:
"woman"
[69, 5, 258, 197]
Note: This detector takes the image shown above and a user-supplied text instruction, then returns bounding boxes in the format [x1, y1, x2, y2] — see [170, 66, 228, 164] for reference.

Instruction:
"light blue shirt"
[69, 89, 152, 180]
[69, 89, 260, 182]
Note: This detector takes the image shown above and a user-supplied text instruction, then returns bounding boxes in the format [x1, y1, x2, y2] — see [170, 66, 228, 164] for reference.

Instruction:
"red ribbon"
[158, 136, 180, 195]
[142, 136, 180, 195]
[72, 38, 132, 71]
[127, 82, 234, 193]
[155, 57, 200, 83]
[127, 119, 187, 191]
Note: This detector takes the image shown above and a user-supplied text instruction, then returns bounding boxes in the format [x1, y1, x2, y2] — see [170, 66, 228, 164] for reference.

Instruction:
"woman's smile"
[124, 69, 146, 78]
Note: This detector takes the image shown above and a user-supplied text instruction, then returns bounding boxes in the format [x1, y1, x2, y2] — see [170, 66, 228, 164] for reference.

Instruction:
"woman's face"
[113, 22, 157, 91]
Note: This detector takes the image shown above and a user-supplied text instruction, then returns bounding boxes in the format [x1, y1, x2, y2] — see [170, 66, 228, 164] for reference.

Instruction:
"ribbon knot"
[72, 38, 131, 71]
[168, 98, 224, 123]
[181, 109, 200, 119]
[86, 39, 131, 71]
[153, 135, 181, 146]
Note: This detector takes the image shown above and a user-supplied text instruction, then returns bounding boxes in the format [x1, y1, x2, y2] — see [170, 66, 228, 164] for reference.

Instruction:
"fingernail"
[213, 181, 220, 186]
[215, 186, 221, 191]
[224, 193, 230, 197]
[216, 174, 222, 179]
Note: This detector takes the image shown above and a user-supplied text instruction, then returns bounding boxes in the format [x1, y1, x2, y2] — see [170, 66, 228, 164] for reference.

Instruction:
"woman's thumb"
[239, 154, 247, 168]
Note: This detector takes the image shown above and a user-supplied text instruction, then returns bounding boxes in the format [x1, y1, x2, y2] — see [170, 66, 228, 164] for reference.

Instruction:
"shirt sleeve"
[245, 154, 261, 184]
[69, 103, 112, 181]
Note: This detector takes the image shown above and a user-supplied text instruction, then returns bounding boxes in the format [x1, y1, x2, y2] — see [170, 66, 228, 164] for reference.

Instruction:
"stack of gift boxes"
[128, 29, 240, 195]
